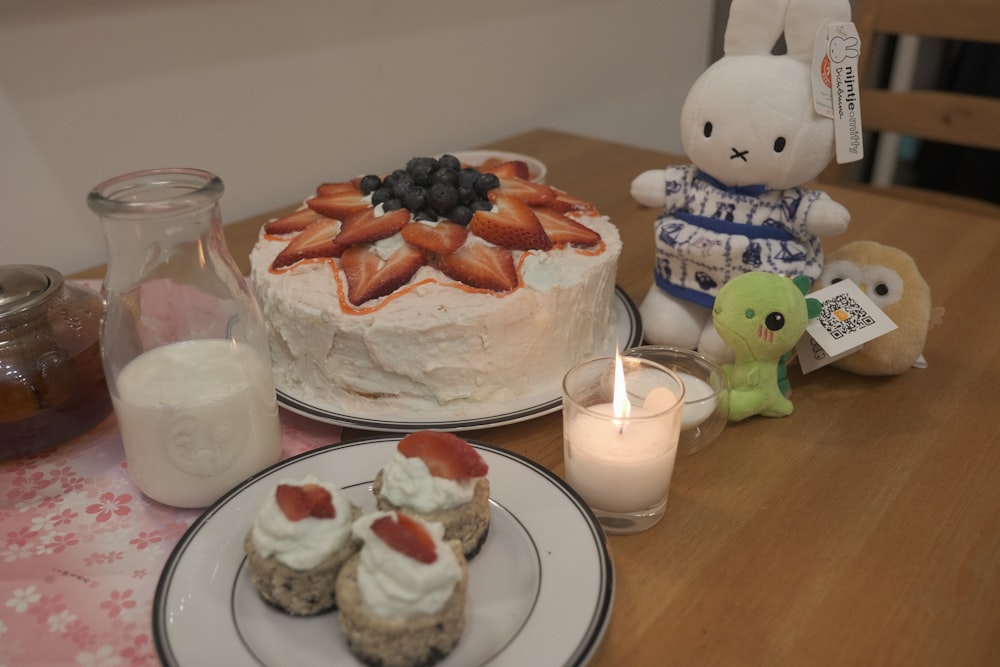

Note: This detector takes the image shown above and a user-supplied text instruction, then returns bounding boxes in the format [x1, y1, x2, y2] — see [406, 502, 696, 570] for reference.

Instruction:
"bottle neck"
[88, 169, 228, 287]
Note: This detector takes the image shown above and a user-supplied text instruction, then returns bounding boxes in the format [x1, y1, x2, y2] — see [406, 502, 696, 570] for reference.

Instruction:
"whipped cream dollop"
[353, 511, 462, 617]
[380, 452, 476, 513]
[250, 475, 354, 570]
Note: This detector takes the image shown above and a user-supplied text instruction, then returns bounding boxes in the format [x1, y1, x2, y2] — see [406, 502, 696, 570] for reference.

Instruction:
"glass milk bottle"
[88, 168, 281, 508]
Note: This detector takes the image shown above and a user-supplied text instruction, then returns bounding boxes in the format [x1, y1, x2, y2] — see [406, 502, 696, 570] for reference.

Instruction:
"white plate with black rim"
[276, 286, 642, 432]
[153, 436, 614, 667]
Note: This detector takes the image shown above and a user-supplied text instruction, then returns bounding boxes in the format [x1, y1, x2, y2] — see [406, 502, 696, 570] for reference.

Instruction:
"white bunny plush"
[632, 0, 852, 362]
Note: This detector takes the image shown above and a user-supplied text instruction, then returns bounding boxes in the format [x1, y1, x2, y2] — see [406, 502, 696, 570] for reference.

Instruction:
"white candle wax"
[676, 371, 717, 430]
[565, 402, 679, 513]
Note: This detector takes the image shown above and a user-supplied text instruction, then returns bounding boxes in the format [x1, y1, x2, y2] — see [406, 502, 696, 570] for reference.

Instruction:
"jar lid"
[0, 264, 63, 317]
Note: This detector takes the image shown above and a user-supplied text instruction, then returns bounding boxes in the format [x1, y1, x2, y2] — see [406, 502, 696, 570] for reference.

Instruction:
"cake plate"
[275, 286, 642, 432]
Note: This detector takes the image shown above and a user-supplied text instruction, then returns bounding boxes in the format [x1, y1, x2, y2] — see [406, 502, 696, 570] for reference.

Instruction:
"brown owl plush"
[814, 241, 941, 376]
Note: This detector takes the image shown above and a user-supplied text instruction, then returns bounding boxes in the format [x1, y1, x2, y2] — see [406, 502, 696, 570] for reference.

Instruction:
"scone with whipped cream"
[373, 430, 490, 559]
[244, 475, 360, 615]
[336, 511, 468, 667]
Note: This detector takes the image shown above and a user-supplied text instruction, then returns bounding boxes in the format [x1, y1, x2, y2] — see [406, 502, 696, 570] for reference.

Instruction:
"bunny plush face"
[680, 55, 835, 190]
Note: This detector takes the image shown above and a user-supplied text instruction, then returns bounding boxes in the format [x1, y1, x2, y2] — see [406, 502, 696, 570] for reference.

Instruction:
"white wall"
[1, 0, 713, 275]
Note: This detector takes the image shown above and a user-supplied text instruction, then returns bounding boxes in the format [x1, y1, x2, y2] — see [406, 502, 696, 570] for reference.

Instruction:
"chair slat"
[861, 89, 1000, 152]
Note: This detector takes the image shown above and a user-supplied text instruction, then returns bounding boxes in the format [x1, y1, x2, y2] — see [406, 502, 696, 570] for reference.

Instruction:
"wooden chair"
[820, 0, 1000, 216]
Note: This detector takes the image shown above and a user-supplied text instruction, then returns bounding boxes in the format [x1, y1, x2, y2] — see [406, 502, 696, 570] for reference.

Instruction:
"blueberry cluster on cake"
[249, 154, 622, 416]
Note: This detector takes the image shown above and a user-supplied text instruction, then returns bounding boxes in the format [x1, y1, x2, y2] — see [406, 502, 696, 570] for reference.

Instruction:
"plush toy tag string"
[812, 20, 865, 164]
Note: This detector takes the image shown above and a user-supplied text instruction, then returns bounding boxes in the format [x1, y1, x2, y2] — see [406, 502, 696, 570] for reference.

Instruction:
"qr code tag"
[796, 278, 898, 373]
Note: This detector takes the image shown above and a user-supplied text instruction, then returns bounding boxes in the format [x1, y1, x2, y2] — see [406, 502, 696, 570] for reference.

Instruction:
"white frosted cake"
[249, 155, 622, 418]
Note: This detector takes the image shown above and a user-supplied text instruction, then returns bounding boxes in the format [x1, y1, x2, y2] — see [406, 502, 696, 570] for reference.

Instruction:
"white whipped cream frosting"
[249, 210, 621, 417]
[250, 475, 355, 570]
[380, 452, 476, 513]
[352, 511, 462, 617]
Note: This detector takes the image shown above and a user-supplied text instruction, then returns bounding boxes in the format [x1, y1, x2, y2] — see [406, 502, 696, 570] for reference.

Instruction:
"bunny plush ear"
[784, 0, 852, 61]
[724, 0, 852, 61]
[724, 0, 792, 56]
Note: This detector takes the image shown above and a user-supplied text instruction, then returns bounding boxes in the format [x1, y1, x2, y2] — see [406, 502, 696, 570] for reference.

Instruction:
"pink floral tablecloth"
[0, 409, 340, 667]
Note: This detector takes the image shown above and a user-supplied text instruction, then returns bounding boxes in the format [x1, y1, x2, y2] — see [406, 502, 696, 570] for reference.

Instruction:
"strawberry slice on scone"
[275, 483, 336, 521]
[370, 512, 438, 564]
[397, 430, 489, 480]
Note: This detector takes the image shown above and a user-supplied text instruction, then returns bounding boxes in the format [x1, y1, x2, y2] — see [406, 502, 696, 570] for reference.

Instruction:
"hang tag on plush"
[827, 21, 864, 164]
[812, 19, 836, 119]
[796, 278, 897, 374]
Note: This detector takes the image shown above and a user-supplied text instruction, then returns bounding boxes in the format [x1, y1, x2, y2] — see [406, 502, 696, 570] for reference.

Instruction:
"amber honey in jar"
[0, 265, 112, 458]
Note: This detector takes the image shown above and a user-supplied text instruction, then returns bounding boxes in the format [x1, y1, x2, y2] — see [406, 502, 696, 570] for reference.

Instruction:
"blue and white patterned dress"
[652, 165, 826, 307]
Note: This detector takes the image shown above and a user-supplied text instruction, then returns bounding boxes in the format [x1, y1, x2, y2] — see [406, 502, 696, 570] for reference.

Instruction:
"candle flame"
[612, 347, 631, 420]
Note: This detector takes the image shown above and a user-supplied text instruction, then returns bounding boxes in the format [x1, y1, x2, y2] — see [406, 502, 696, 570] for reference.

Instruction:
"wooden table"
[74, 129, 1000, 666]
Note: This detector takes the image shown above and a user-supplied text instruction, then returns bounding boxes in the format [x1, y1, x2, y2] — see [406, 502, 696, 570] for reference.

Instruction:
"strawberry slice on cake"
[533, 207, 602, 247]
[335, 207, 410, 246]
[264, 208, 330, 235]
[546, 189, 600, 216]
[316, 181, 361, 196]
[400, 220, 469, 254]
[341, 243, 426, 306]
[431, 243, 519, 292]
[493, 177, 557, 206]
[469, 192, 552, 250]
[271, 217, 346, 269]
[307, 184, 370, 219]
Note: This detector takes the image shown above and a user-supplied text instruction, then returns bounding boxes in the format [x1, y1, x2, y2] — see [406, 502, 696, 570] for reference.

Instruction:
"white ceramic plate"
[277, 286, 642, 432]
[153, 437, 614, 667]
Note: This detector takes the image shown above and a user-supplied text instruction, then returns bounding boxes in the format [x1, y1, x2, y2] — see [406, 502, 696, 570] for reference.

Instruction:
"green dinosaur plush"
[712, 272, 821, 421]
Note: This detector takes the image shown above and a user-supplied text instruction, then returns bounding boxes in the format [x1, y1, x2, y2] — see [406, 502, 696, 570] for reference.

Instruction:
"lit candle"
[563, 353, 683, 515]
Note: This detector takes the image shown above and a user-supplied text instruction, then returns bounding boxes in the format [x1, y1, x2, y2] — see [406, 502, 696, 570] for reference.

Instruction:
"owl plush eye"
[818, 259, 905, 310]
[816, 259, 862, 290]
[858, 265, 904, 309]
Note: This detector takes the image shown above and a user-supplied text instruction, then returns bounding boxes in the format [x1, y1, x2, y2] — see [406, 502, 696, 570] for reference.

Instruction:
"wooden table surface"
[74, 129, 1000, 666]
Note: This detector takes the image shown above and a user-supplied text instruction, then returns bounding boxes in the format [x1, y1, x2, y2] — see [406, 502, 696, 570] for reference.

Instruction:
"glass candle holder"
[562, 355, 684, 535]
[625, 345, 729, 457]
